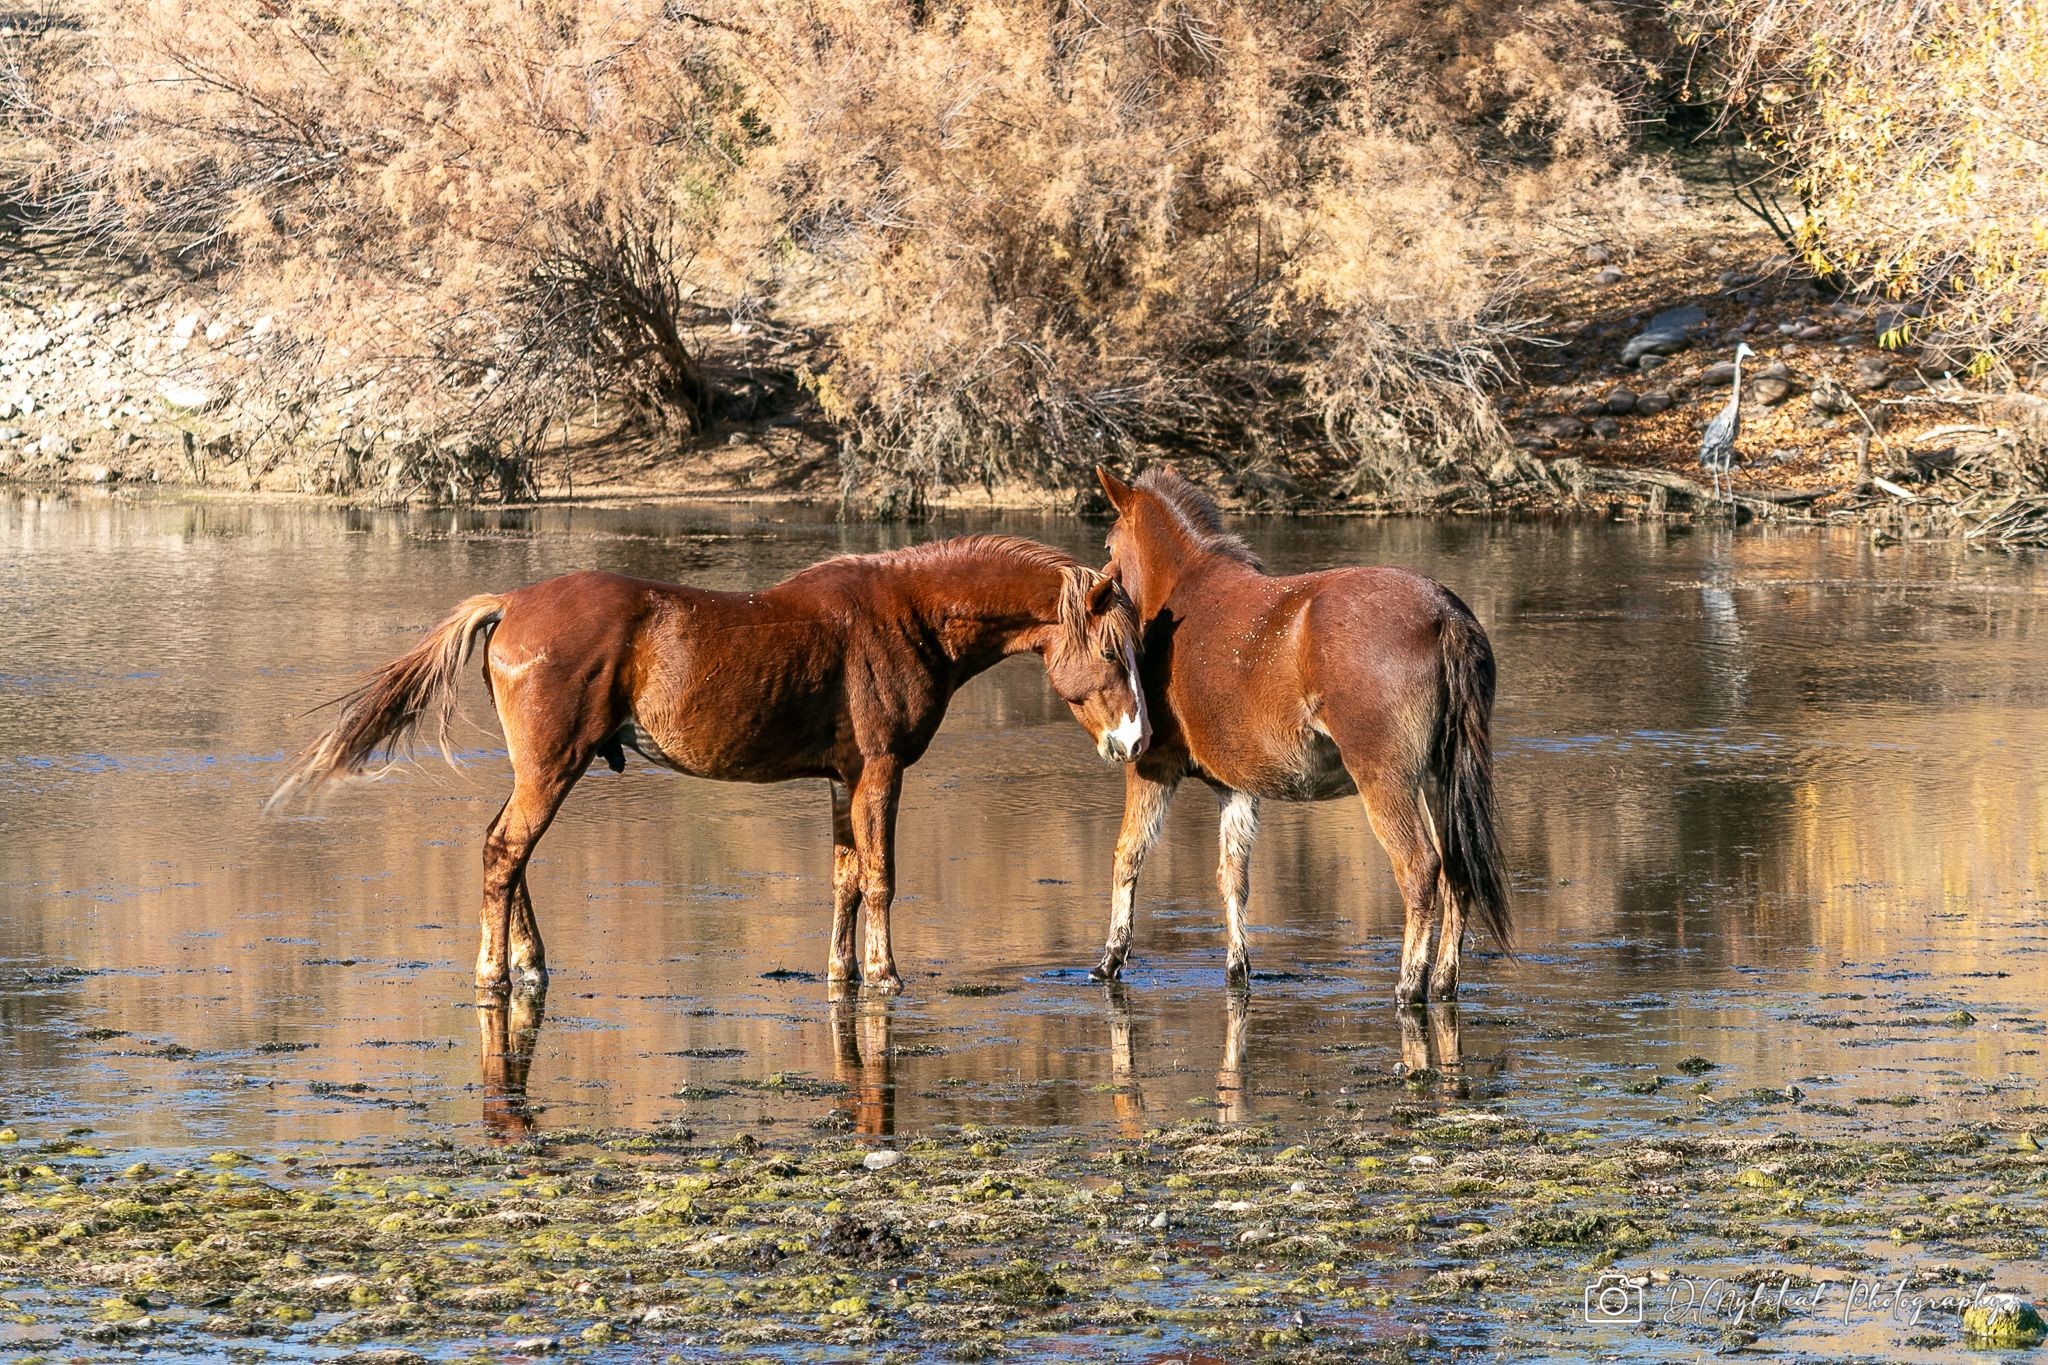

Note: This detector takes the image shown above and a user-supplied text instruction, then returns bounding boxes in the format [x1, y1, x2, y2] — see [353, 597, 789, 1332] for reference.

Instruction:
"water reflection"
[829, 992, 895, 1137]
[3, 492, 2047, 1153]
[477, 988, 546, 1141]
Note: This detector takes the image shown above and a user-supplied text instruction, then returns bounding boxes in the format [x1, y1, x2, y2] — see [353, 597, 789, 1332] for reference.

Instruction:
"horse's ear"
[1096, 466, 1134, 513]
[1086, 573, 1118, 615]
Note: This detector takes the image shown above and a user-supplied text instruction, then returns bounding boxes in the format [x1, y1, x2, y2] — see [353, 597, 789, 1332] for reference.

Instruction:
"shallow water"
[3, 492, 2047, 1158]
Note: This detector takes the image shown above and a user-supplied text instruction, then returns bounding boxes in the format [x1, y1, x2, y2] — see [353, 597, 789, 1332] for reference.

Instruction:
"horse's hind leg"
[1356, 776, 1444, 1007]
[478, 693, 593, 991]
[509, 873, 546, 992]
[1428, 847, 1465, 1002]
[1216, 788, 1260, 988]
[479, 762, 581, 991]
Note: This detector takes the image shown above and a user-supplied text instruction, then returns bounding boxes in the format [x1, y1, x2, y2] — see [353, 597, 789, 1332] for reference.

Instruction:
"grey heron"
[1698, 341, 1754, 503]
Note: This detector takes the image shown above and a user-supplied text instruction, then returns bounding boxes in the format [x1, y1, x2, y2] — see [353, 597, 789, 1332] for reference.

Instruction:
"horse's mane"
[1135, 467, 1263, 570]
[796, 534, 1139, 657]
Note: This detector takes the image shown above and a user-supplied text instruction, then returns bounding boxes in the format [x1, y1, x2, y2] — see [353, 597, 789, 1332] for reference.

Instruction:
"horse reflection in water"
[1102, 988, 1253, 1131]
[830, 993, 896, 1136]
[477, 990, 547, 1141]
[1398, 1005, 1469, 1102]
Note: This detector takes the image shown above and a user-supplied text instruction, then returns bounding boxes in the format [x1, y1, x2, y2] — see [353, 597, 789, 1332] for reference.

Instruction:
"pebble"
[863, 1150, 903, 1172]
[1634, 390, 1673, 416]
[1603, 386, 1637, 416]
[1594, 266, 1624, 286]
[1150, 1211, 1169, 1230]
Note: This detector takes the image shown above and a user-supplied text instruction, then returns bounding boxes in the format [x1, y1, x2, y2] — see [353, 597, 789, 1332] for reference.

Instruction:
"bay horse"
[1090, 467, 1508, 1004]
[271, 536, 1148, 996]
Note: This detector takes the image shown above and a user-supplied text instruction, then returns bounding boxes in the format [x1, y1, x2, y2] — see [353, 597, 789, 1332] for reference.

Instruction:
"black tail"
[1433, 601, 1511, 951]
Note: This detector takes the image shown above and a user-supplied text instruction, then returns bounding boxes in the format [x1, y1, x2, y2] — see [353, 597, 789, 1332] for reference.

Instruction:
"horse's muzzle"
[1099, 712, 1147, 763]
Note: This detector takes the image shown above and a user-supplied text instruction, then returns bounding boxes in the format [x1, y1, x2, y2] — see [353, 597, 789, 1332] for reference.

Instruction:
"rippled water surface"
[4, 492, 2046, 1157]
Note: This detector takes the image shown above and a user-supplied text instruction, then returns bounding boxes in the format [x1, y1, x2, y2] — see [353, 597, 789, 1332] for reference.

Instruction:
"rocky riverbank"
[3, 1106, 2045, 1362]
[4, 174, 2045, 534]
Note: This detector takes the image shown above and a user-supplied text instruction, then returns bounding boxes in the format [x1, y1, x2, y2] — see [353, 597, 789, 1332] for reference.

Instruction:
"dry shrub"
[7, 0, 753, 492]
[6, 0, 1657, 506]
[1679, 0, 2048, 376]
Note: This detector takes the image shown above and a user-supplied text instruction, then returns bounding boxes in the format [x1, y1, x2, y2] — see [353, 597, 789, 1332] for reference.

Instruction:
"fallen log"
[1582, 465, 1840, 508]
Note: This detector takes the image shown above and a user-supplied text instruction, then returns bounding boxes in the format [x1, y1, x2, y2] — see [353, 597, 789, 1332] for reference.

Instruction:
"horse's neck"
[1130, 536, 1235, 618]
[908, 556, 1065, 673]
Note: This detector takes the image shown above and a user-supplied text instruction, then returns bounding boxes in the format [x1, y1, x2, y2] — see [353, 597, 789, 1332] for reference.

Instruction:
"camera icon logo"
[1584, 1270, 1644, 1325]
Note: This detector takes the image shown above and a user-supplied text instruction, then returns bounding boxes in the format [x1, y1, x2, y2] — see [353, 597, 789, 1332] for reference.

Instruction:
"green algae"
[1, 1113, 2043, 1362]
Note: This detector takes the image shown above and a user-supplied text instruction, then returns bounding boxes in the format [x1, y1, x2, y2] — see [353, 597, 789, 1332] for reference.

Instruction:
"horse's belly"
[1199, 730, 1357, 802]
[620, 714, 817, 782]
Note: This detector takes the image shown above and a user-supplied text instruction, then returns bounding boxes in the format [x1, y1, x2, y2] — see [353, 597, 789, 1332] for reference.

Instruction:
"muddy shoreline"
[4, 1107, 2043, 1362]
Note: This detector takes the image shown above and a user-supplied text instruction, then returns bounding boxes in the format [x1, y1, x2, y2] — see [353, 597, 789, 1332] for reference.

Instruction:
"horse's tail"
[267, 594, 506, 809]
[1433, 599, 1511, 952]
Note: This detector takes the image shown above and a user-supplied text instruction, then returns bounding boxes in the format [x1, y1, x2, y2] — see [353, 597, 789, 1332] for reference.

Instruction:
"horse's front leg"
[1216, 788, 1261, 988]
[827, 781, 862, 986]
[850, 759, 905, 995]
[1092, 764, 1179, 980]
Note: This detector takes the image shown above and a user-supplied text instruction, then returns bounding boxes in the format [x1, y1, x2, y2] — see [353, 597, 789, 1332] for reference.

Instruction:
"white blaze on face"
[1103, 640, 1147, 759]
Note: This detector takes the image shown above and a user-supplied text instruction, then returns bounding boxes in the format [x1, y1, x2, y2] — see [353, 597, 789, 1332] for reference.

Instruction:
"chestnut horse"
[272, 536, 1148, 995]
[1091, 467, 1508, 1004]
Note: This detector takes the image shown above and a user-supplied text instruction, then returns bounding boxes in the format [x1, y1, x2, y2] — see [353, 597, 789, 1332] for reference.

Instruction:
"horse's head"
[1096, 465, 1260, 620]
[1045, 566, 1148, 764]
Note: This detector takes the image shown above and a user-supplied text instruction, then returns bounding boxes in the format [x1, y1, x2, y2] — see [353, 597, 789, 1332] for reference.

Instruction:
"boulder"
[1603, 386, 1637, 416]
[1752, 376, 1795, 406]
[158, 378, 225, 412]
[1809, 375, 1856, 416]
[1536, 415, 1586, 442]
[1620, 304, 1706, 366]
[35, 432, 72, 460]
[1634, 390, 1673, 416]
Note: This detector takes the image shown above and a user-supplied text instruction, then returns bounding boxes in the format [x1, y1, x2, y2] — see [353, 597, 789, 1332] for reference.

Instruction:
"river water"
[3, 492, 2045, 1155]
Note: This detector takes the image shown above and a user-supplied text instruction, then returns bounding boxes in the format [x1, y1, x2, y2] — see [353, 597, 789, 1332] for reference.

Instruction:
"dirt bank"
[3, 170, 2044, 538]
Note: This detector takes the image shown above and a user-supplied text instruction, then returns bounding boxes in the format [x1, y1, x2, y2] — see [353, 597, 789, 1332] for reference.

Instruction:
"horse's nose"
[1102, 710, 1145, 763]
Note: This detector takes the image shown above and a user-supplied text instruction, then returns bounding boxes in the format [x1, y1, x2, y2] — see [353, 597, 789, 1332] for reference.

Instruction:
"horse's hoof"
[1089, 959, 1123, 982]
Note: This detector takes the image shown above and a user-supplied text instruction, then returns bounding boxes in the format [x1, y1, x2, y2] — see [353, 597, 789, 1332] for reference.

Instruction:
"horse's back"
[1160, 563, 1471, 798]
